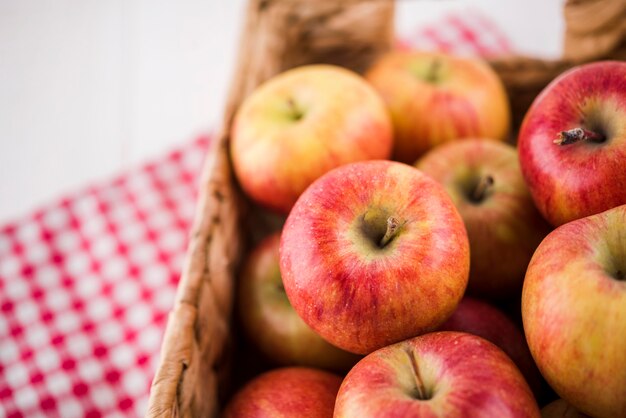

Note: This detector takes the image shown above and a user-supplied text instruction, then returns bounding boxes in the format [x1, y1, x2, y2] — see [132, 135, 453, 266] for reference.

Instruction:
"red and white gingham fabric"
[0, 13, 510, 418]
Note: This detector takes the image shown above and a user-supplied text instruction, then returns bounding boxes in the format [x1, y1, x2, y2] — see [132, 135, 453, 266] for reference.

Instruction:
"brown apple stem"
[379, 217, 400, 248]
[471, 175, 494, 202]
[554, 127, 605, 145]
[405, 348, 429, 400]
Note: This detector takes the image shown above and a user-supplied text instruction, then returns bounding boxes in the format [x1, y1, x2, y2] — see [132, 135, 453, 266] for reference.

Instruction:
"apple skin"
[231, 64, 393, 214]
[222, 367, 342, 418]
[540, 399, 590, 418]
[280, 160, 469, 355]
[416, 139, 551, 298]
[438, 297, 543, 399]
[517, 61, 626, 226]
[238, 232, 359, 372]
[334, 331, 540, 418]
[365, 51, 510, 164]
[522, 204, 626, 418]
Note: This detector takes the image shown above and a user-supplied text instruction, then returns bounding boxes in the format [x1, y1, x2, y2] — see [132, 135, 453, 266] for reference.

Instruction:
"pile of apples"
[223, 52, 626, 418]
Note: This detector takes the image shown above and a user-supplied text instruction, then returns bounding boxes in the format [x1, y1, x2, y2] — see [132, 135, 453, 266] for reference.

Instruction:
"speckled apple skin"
[518, 61, 626, 226]
[522, 204, 626, 418]
[365, 51, 510, 164]
[417, 139, 551, 298]
[231, 64, 393, 215]
[279, 160, 469, 355]
[334, 332, 540, 418]
[222, 367, 342, 418]
[238, 232, 359, 372]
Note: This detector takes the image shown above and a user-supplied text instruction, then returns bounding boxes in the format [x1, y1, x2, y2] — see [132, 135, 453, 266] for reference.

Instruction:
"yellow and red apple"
[280, 160, 469, 354]
[231, 64, 393, 214]
[522, 204, 626, 418]
[222, 367, 342, 418]
[366, 51, 510, 163]
[334, 332, 540, 417]
[417, 139, 551, 298]
[518, 60, 626, 226]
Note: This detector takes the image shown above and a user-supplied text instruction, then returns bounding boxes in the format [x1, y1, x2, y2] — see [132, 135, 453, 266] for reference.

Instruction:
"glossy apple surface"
[280, 160, 469, 354]
[334, 332, 540, 418]
[522, 204, 626, 418]
[223, 367, 342, 418]
[438, 297, 543, 399]
[417, 139, 551, 297]
[366, 51, 510, 163]
[238, 232, 359, 371]
[231, 64, 393, 214]
[518, 61, 626, 226]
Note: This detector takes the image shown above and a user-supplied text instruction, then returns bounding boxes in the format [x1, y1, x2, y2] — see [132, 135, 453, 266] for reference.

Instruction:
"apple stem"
[405, 348, 430, 400]
[554, 127, 605, 145]
[379, 217, 400, 248]
[471, 175, 494, 202]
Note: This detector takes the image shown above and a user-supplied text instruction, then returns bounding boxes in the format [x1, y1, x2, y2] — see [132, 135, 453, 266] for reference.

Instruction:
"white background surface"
[0, 0, 564, 223]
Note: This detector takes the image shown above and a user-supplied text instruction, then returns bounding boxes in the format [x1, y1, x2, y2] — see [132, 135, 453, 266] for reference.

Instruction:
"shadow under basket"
[146, 0, 625, 417]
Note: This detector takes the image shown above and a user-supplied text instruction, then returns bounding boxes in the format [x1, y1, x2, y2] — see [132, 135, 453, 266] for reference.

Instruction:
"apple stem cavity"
[425, 59, 441, 83]
[287, 97, 304, 121]
[379, 216, 400, 248]
[470, 175, 494, 203]
[554, 127, 606, 145]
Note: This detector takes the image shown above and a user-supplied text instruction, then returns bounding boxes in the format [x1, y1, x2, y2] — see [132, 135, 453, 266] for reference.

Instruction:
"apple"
[334, 331, 540, 417]
[522, 204, 626, 418]
[230, 64, 393, 214]
[238, 232, 359, 372]
[222, 367, 342, 418]
[541, 399, 589, 418]
[416, 139, 551, 298]
[438, 297, 543, 399]
[365, 51, 510, 164]
[518, 60, 626, 226]
[280, 160, 469, 354]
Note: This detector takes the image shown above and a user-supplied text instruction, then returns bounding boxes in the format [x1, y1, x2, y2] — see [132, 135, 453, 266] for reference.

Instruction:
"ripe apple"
[416, 139, 551, 298]
[518, 60, 626, 226]
[230, 64, 393, 214]
[541, 399, 589, 418]
[365, 51, 510, 164]
[334, 332, 540, 417]
[522, 204, 626, 418]
[280, 160, 469, 354]
[238, 232, 359, 372]
[222, 367, 342, 418]
[438, 297, 543, 399]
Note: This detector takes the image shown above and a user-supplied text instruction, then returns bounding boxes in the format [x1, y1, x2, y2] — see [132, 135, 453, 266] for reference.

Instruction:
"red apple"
[280, 160, 469, 354]
[222, 367, 342, 418]
[230, 64, 393, 214]
[518, 60, 626, 226]
[522, 204, 626, 418]
[416, 139, 551, 297]
[365, 51, 510, 164]
[541, 399, 590, 418]
[334, 331, 540, 417]
[238, 232, 359, 372]
[438, 297, 543, 398]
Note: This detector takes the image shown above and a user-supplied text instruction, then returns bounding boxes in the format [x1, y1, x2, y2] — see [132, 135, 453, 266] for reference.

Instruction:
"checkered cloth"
[0, 13, 511, 418]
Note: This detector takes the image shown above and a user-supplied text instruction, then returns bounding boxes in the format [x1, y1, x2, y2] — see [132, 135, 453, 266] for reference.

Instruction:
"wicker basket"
[146, 1, 625, 417]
